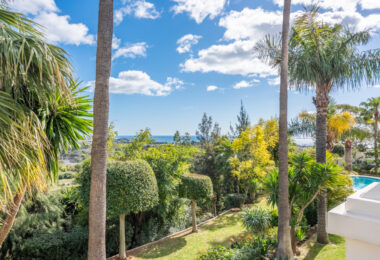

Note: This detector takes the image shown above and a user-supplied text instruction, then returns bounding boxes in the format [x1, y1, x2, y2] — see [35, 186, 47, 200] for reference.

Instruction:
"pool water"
[351, 176, 380, 190]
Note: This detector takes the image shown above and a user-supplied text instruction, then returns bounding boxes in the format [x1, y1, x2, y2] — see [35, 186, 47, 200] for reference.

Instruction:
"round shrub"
[107, 160, 159, 217]
[332, 144, 345, 157]
[179, 174, 213, 201]
[77, 159, 159, 217]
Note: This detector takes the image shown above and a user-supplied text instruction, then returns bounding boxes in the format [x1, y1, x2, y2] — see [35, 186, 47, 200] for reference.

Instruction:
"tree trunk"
[374, 111, 378, 174]
[88, 0, 113, 259]
[314, 86, 330, 244]
[212, 195, 217, 216]
[119, 214, 126, 259]
[276, 0, 293, 258]
[0, 184, 26, 247]
[290, 225, 297, 255]
[191, 200, 197, 232]
[242, 187, 249, 205]
[345, 138, 352, 172]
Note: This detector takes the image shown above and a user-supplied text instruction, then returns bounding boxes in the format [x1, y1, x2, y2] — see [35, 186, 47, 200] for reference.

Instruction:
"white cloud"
[113, 42, 148, 60]
[233, 80, 253, 89]
[207, 85, 218, 91]
[115, 0, 160, 25]
[171, 0, 228, 24]
[34, 12, 95, 45]
[177, 34, 202, 53]
[181, 40, 276, 77]
[90, 71, 182, 96]
[112, 35, 121, 49]
[268, 77, 280, 86]
[166, 77, 185, 89]
[219, 8, 284, 42]
[10, 0, 95, 46]
[9, 0, 58, 15]
[273, 0, 380, 11]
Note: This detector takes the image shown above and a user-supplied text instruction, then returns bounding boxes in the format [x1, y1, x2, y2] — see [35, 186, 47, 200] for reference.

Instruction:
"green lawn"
[300, 234, 345, 260]
[131, 197, 345, 260]
[133, 211, 246, 260]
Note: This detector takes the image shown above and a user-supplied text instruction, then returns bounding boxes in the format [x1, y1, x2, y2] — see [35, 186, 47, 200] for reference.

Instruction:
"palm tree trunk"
[374, 111, 378, 174]
[88, 0, 113, 259]
[345, 138, 352, 172]
[0, 184, 27, 247]
[191, 200, 198, 232]
[314, 87, 330, 244]
[119, 214, 126, 259]
[276, 0, 293, 258]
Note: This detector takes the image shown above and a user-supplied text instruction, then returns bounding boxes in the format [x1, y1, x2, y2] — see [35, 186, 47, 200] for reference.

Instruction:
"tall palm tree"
[360, 97, 380, 174]
[88, 0, 113, 259]
[276, 0, 293, 258]
[256, 7, 380, 244]
[0, 7, 92, 247]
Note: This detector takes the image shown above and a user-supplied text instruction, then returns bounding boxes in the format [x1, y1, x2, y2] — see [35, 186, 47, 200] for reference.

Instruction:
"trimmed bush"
[179, 174, 213, 232]
[179, 174, 213, 200]
[77, 159, 159, 258]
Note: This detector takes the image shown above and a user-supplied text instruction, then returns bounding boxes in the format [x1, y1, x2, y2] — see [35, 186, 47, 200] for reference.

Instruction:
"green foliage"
[121, 128, 153, 160]
[198, 246, 235, 260]
[332, 144, 345, 157]
[179, 174, 213, 201]
[198, 236, 277, 260]
[174, 130, 181, 143]
[77, 160, 158, 218]
[224, 193, 245, 209]
[242, 208, 272, 235]
[0, 191, 87, 259]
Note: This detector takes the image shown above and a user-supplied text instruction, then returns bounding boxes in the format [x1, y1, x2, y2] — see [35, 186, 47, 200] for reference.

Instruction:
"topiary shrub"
[77, 159, 159, 259]
[332, 144, 345, 157]
[179, 174, 213, 232]
[107, 160, 159, 259]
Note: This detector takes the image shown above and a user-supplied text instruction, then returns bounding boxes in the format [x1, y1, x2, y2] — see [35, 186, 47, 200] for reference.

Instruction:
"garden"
[0, 1, 379, 260]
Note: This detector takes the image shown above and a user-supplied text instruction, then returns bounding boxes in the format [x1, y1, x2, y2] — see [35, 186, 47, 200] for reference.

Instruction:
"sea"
[117, 135, 314, 146]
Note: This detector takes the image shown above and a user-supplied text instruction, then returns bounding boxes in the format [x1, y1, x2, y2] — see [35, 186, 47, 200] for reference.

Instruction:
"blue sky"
[9, 0, 380, 135]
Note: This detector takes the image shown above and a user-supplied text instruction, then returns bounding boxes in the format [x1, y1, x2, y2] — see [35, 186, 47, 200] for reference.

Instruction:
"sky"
[9, 0, 380, 135]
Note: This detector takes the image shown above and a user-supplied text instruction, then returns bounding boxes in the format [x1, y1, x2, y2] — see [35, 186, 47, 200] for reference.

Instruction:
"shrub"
[224, 193, 244, 209]
[242, 208, 272, 235]
[77, 159, 159, 258]
[179, 174, 213, 201]
[198, 246, 235, 260]
[332, 144, 345, 156]
[179, 174, 213, 232]
[21, 226, 88, 260]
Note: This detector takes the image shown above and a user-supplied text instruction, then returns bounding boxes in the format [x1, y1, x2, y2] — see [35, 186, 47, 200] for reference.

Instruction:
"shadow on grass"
[136, 236, 187, 259]
[201, 213, 242, 232]
[303, 235, 345, 260]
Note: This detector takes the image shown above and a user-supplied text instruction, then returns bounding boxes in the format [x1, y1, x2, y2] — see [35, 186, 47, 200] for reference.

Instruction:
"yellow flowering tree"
[230, 126, 274, 203]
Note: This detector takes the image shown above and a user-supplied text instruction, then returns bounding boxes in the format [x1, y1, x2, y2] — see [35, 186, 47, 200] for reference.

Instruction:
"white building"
[328, 182, 380, 260]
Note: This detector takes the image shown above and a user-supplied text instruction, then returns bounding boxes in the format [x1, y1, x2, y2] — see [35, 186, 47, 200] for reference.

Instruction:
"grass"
[132, 196, 345, 260]
[132, 196, 271, 260]
[299, 234, 345, 260]
[132, 211, 246, 260]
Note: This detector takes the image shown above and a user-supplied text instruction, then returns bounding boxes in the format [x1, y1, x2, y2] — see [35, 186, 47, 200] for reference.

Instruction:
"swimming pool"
[351, 175, 380, 190]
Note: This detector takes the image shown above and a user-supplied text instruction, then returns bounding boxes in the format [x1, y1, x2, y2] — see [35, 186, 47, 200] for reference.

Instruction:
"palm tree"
[277, 0, 293, 258]
[256, 7, 380, 244]
[0, 7, 92, 247]
[360, 97, 380, 174]
[88, 0, 113, 259]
